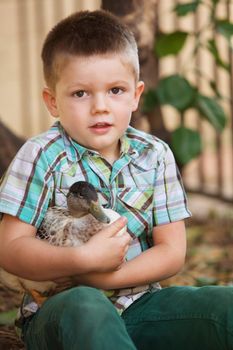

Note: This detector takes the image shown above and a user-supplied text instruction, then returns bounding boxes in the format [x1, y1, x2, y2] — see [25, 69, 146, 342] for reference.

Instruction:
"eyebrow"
[68, 80, 131, 89]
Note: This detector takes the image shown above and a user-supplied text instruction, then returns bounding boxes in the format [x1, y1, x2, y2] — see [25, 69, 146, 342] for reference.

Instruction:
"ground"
[0, 195, 232, 349]
[0, 287, 23, 349]
[162, 214, 233, 288]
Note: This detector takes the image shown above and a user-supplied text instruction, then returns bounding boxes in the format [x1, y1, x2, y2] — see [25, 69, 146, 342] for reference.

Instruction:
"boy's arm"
[0, 214, 130, 281]
[72, 220, 187, 289]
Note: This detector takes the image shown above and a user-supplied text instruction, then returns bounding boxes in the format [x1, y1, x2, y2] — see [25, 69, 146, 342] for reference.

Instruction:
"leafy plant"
[142, 0, 232, 166]
[0, 309, 18, 326]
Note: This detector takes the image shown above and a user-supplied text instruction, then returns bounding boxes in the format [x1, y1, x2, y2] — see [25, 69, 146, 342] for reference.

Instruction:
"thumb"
[103, 216, 128, 237]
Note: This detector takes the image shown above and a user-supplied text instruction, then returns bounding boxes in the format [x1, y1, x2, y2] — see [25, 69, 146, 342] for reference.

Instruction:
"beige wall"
[0, 0, 101, 138]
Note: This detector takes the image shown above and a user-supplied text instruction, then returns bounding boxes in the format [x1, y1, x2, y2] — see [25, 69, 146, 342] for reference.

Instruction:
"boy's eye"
[73, 90, 86, 98]
[110, 87, 123, 95]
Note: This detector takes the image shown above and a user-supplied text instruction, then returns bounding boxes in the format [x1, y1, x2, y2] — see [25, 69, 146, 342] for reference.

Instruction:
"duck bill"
[89, 201, 110, 223]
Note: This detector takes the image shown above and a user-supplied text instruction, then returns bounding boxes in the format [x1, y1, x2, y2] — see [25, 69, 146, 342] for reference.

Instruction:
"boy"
[0, 10, 233, 350]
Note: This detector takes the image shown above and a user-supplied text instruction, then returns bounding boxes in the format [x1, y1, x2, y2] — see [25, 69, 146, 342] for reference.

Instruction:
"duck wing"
[37, 207, 106, 247]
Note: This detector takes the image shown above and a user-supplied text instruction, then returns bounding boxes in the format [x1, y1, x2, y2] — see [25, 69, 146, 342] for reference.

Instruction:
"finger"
[103, 217, 128, 237]
[124, 244, 129, 255]
[115, 258, 125, 270]
[120, 232, 132, 244]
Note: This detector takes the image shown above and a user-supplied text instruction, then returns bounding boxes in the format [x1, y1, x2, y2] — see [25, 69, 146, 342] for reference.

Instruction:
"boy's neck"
[99, 145, 120, 165]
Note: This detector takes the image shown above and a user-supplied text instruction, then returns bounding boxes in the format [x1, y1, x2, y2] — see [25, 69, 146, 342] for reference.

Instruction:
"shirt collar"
[57, 121, 153, 163]
[123, 126, 154, 159]
[58, 122, 91, 162]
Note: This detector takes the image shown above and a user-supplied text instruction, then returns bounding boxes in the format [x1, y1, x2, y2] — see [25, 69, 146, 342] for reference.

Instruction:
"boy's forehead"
[53, 52, 138, 84]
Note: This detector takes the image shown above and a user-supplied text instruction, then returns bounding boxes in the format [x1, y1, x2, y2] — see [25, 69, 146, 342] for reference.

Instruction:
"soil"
[162, 215, 233, 287]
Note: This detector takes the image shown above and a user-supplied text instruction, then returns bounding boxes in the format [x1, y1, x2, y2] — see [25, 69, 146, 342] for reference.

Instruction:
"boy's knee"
[194, 286, 233, 309]
[56, 286, 116, 323]
[180, 286, 233, 325]
[25, 287, 124, 348]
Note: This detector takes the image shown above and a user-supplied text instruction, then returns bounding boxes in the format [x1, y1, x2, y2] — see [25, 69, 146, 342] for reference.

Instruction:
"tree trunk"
[101, 0, 170, 142]
[0, 121, 25, 178]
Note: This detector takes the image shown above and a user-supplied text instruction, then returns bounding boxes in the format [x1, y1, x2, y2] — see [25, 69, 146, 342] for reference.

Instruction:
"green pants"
[23, 285, 233, 349]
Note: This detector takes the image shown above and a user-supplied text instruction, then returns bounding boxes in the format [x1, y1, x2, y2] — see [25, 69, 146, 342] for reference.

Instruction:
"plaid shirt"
[0, 121, 191, 319]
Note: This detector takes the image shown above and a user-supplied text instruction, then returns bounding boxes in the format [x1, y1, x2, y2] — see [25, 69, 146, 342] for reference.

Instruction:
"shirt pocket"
[117, 187, 154, 212]
[117, 187, 154, 238]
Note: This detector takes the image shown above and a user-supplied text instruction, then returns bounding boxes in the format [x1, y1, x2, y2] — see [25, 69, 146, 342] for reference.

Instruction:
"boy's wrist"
[71, 245, 96, 274]
[72, 236, 105, 274]
[72, 244, 118, 275]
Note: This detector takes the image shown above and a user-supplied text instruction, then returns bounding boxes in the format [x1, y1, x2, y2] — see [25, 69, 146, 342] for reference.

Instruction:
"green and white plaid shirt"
[0, 121, 191, 319]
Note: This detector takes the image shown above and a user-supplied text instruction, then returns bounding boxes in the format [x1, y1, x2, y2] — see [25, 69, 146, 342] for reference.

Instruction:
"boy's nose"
[91, 94, 109, 114]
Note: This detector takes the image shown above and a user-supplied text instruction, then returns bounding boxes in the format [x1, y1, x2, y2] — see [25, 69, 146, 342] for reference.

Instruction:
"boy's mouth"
[89, 122, 113, 133]
[90, 122, 112, 128]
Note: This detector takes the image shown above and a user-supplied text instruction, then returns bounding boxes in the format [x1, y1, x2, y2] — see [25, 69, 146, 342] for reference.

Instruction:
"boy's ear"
[132, 81, 145, 112]
[42, 87, 58, 118]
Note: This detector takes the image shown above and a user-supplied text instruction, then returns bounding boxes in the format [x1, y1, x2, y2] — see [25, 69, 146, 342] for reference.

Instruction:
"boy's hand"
[83, 217, 130, 273]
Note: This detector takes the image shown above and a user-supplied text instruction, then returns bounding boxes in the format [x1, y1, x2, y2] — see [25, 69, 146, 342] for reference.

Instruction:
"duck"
[0, 181, 126, 304]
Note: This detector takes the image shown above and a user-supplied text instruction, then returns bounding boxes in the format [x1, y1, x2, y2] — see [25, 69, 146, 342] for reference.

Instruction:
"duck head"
[67, 181, 110, 223]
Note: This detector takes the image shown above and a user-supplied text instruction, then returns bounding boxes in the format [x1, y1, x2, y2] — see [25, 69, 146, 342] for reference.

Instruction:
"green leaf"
[209, 80, 222, 98]
[171, 127, 202, 165]
[154, 31, 188, 57]
[195, 276, 218, 286]
[196, 94, 227, 131]
[156, 74, 196, 111]
[207, 39, 230, 71]
[0, 309, 18, 326]
[174, 1, 201, 17]
[142, 89, 158, 113]
[215, 20, 233, 40]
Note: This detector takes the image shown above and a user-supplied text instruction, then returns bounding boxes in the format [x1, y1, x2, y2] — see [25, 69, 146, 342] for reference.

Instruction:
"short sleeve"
[153, 145, 191, 226]
[0, 140, 53, 228]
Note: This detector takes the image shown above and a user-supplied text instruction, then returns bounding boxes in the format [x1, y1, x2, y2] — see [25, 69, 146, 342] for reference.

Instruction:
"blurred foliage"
[161, 214, 233, 287]
[0, 309, 17, 326]
[142, 0, 232, 166]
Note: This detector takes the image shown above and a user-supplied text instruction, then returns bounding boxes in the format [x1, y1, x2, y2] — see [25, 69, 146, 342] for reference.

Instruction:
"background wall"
[0, 0, 101, 138]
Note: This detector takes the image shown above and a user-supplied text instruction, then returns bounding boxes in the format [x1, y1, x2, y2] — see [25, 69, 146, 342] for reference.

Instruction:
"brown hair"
[41, 10, 139, 89]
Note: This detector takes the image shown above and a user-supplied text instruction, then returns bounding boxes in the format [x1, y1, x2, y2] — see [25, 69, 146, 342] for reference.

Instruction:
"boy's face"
[43, 54, 144, 163]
